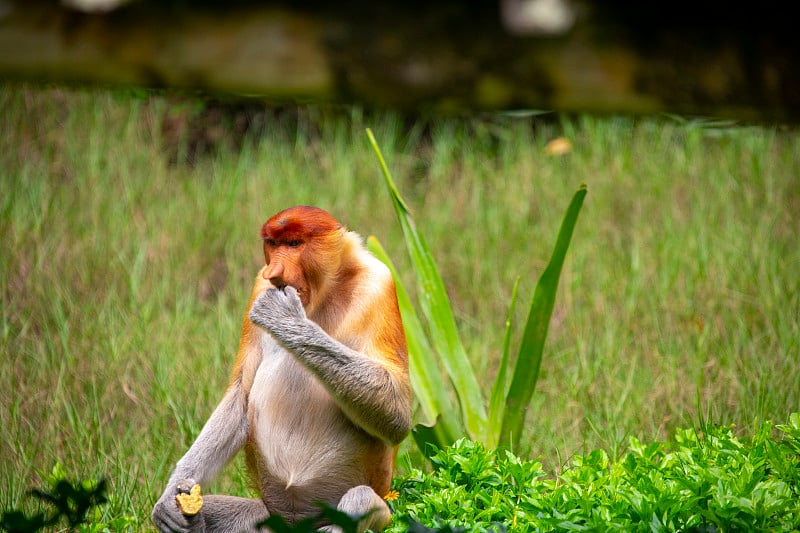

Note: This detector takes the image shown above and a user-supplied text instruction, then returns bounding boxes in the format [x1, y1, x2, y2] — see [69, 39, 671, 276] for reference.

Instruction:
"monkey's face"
[260, 206, 344, 311]
[262, 243, 311, 307]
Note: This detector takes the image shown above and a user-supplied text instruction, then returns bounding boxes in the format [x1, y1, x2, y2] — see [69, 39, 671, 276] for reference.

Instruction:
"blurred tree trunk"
[0, 0, 797, 121]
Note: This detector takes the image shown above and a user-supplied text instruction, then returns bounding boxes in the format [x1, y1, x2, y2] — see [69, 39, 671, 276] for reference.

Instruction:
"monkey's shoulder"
[343, 251, 398, 313]
[358, 248, 394, 286]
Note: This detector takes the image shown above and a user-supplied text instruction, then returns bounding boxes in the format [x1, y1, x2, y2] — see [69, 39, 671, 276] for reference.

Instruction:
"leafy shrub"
[0, 465, 108, 533]
[387, 414, 800, 532]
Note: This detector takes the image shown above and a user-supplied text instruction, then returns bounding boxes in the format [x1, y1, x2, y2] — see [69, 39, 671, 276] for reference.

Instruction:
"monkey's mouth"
[293, 287, 310, 306]
[277, 284, 308, 305]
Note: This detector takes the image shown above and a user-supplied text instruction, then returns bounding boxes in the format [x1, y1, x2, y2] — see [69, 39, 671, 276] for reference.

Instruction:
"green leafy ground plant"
[387, 413, 800, 532]
[366, 129, 586, 452]
[0, 465, 110, 533]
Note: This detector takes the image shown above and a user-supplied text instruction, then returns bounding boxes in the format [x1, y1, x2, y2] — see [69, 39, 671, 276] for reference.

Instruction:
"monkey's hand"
[152, 478, 203, 533]
[248, 286, 308, 341]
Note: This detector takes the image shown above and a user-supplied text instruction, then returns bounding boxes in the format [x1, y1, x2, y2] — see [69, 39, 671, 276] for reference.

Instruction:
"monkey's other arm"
[248, 287, 411, 445]
[151, 385, 249, 533]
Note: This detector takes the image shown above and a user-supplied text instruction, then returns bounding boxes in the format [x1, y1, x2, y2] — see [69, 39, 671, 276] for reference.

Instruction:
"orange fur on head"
[260, 206, 353, 315]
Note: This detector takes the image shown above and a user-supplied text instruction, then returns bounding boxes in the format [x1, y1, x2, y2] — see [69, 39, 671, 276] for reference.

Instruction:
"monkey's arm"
[152, 370, 252, 533]
[170, 386, 249, 485]
[249, 287, 411, 445]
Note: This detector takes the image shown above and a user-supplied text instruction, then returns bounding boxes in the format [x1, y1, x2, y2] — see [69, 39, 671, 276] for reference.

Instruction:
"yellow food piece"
[175, 484, 203, 516]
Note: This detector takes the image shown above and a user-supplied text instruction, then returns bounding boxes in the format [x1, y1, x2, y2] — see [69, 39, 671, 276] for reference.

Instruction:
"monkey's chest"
[247, 342, 369, 491]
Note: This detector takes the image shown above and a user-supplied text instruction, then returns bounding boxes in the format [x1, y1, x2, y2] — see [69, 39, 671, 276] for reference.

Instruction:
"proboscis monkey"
[152, 206, 411, 533]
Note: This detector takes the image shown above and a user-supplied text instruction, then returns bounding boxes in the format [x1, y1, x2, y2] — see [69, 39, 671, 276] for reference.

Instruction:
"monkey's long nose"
[263, 262, 286, 288]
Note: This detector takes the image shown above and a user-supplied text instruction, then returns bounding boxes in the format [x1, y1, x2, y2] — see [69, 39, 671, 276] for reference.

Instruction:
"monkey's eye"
[265, 238, 277, 247]
[286, 239, 303, 248]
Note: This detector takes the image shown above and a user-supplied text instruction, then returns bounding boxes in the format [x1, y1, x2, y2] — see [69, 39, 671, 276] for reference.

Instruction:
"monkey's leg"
[200, 495, 270, 533]
[319, 485, 392, 533]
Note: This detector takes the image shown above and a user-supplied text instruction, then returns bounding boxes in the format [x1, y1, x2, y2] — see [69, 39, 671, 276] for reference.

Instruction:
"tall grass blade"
[500, 185, 587, 448]
[486, 277, 521, 449]
[366, 128, 488, 439]
[367, 237, 461, 446]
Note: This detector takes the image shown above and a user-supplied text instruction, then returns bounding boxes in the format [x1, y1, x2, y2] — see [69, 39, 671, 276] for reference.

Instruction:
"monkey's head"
[260, 206, 346, 309]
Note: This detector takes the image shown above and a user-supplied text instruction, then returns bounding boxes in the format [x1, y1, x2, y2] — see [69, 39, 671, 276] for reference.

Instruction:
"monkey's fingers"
[175, 483, 203, 516]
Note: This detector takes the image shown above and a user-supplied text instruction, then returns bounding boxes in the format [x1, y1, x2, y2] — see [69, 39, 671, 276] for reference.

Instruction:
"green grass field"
[1, 84, 798, 529]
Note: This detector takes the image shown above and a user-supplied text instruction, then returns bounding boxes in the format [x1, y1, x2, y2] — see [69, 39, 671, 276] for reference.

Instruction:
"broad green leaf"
[411, 418, 450, 460]
[367, 128, 487, 439]
[486, 276, 520, 449]
[367, 236, 461, 445]
[500, 185, 587, 448]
